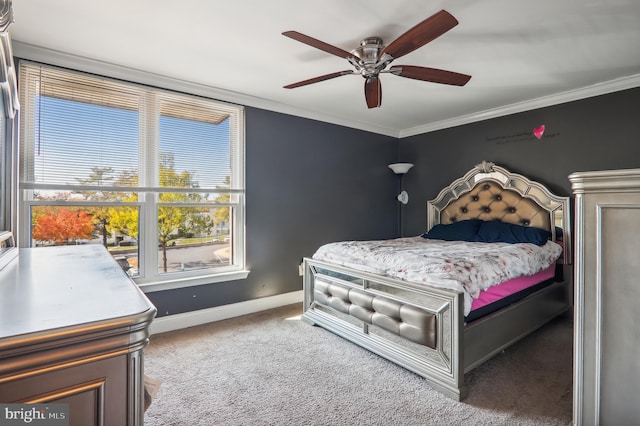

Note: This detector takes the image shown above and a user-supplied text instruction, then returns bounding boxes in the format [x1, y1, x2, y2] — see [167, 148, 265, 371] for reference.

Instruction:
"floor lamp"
[388, 163, 413, 237]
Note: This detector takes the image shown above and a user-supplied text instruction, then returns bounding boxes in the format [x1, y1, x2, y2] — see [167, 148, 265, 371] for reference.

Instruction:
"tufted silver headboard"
[427, 161, 571, 264]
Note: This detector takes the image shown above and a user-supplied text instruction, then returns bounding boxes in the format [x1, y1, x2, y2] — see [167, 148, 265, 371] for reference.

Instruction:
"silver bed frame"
[301, 161, 572, 400]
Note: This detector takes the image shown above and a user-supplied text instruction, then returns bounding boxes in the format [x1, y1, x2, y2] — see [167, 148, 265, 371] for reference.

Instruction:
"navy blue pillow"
[477, 220, 551, 245]
[422, 219, 482, 242]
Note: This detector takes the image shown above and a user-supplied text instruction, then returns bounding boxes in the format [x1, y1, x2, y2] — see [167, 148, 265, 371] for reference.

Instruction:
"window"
[19, 62, 247, 290]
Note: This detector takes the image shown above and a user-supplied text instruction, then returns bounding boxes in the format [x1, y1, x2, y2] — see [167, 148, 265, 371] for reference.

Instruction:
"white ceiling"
[10, 0, 640, 137]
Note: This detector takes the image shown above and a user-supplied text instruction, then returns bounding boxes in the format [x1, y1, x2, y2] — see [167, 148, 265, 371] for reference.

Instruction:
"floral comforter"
[312, 236, 562, 315]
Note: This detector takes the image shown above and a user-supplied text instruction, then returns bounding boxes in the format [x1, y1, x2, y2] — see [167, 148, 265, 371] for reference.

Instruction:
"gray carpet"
[143, 304, 573, 425]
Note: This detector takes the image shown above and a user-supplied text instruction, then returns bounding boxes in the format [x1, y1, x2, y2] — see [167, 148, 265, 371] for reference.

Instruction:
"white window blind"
[20, 65, 141, 189]
[20, 64, 243, 192]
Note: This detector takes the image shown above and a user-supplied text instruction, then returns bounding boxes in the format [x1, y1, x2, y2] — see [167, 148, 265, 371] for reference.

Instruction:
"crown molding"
[13, 41, 640, 140]
[399, 73, 640, 138]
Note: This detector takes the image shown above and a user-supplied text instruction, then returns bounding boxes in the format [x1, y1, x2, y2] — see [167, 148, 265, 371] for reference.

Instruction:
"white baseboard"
[149, 290, 303, 335]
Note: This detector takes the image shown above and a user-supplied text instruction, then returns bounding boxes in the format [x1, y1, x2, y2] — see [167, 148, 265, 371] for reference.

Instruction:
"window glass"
[156, 205, 232, 274]
[30, 204, 140, 277]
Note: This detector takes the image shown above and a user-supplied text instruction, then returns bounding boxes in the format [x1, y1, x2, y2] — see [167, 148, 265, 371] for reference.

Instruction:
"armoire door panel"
[597, 205, 640, 424]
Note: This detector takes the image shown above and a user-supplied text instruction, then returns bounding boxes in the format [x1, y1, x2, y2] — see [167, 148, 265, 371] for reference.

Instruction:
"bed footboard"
[303, 258, 467, 401]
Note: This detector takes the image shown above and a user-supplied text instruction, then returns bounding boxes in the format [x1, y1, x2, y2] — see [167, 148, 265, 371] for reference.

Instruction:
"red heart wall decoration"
[533, 125, 545, 139]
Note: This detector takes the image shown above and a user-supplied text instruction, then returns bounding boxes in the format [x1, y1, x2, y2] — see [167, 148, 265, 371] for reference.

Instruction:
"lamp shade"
[388, 163, 414, 174]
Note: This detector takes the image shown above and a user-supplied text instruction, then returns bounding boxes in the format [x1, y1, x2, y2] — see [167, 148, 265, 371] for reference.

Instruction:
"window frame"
[18, 60, 248, 291]
[0, 15, 18, 271]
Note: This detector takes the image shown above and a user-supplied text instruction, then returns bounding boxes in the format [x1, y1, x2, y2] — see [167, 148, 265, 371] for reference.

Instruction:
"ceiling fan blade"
[364, 77, 382, 109]
[391, 65, 471, 86]
[382, 10, 459, 59]
[282, 31, 357, 60]
[283, 70, 354, 89]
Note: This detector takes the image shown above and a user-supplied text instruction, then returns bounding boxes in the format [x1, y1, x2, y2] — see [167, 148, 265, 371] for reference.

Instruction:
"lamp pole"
[397, 174, 403, 237]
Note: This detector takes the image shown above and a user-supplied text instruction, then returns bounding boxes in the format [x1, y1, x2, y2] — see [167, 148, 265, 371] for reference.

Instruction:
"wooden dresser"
[570, 168, 640, 425]
[0, 245, 156, 426]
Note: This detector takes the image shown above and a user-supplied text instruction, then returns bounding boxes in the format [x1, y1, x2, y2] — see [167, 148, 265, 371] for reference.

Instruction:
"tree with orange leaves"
[32, 207, 96, 245]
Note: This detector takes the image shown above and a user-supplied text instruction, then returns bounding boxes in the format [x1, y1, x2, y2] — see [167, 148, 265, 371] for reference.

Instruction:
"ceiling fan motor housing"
[349, 37, 393, 78]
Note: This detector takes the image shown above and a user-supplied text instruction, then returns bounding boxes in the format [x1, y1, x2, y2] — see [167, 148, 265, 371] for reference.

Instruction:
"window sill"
[137, 269, 250, 293]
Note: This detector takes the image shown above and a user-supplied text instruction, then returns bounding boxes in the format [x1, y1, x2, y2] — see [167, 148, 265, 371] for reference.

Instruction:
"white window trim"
[18, 59, 249, 291]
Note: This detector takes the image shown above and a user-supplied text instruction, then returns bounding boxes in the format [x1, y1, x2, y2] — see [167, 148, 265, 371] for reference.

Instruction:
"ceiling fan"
[282, 9, 471, 109]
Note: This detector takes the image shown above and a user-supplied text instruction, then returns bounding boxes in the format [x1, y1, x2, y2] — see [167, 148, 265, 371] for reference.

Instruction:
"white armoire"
[570, 168, 640, 426]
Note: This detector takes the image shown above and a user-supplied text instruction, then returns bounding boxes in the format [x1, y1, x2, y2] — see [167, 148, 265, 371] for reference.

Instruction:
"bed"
[301, 161, 572, 400]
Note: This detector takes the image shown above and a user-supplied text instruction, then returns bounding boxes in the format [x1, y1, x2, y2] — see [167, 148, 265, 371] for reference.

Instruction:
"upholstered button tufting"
[436, 180, 552, 242]
[314, 280, 437, 348]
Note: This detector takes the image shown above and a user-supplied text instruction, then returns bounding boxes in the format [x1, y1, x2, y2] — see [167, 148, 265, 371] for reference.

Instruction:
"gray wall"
[148, 108, 398, 316]
[399, 87, 640, 237]
[149, 86, 640, 316]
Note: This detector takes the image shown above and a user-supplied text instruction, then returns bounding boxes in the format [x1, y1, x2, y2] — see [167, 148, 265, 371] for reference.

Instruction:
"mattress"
[465, 262, 557, 322]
